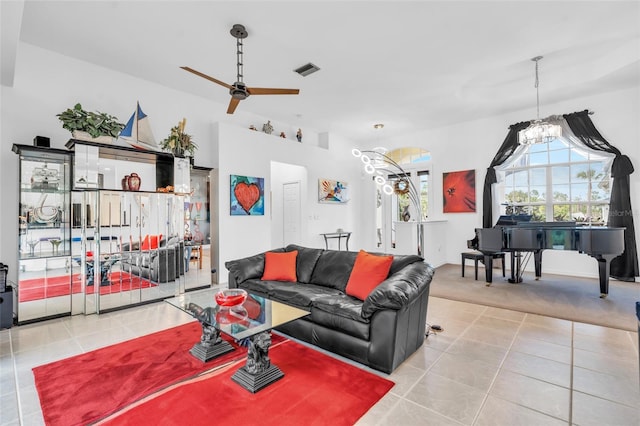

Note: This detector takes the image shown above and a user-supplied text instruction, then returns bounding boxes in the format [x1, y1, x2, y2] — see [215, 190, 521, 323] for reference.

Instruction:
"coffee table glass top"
[165, 288, 309, 341]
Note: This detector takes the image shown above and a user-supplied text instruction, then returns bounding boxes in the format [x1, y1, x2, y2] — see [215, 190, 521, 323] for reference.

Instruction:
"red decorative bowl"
[215, 289, 248, 307]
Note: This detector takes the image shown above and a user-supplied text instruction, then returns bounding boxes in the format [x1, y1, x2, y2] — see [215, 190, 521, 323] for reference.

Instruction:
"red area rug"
[98, 340, 394, 426]
[33, 322, 287, 426]
[19, 271, 156, 302]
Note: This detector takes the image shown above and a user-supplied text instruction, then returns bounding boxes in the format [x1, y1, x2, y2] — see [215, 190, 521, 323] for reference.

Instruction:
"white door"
[283, 181, 301, 246]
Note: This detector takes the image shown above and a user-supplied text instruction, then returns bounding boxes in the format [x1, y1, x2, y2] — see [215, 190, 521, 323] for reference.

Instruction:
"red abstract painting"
[443, 169, 476, 213]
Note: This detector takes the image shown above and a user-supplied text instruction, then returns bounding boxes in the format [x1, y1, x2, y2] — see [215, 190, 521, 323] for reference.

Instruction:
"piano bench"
[461, 251, 506, 280]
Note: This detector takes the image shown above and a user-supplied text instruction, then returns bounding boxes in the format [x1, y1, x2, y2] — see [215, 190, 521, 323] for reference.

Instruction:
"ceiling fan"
[181, 24, 300, 114]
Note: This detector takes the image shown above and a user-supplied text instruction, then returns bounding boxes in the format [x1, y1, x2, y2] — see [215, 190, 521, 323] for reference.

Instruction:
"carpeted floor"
[431, 263, 640, 331]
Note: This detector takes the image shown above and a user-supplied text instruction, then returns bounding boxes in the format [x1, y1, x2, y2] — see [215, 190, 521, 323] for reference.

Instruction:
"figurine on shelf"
[262, 120, 273, 135]
[296, 128, 302, 142]
[279, 132, 286, 138]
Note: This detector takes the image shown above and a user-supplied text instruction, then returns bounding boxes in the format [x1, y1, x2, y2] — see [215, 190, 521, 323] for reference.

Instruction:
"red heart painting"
[234, 182, 260, 214]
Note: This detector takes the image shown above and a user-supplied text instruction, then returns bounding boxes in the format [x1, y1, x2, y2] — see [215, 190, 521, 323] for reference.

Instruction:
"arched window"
[495, 138, 614, 224]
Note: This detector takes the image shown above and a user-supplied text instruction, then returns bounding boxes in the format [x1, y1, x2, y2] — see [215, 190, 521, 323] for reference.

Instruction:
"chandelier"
[518, 56, 562, 145]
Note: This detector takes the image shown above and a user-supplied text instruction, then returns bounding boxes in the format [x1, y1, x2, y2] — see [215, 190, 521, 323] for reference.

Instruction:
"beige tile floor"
[1, 296, 638, 425]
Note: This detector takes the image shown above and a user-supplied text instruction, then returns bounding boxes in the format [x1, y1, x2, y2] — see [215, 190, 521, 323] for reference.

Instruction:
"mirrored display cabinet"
[13, 144, 72, 322]
[13, 140, 213, 324]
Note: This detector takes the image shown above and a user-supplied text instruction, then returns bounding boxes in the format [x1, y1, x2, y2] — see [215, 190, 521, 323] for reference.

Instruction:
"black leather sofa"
[226, 244, 435, 373]
[120, 237, 185, 283]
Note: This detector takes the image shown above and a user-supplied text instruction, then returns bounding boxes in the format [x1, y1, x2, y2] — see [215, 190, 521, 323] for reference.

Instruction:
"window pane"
[590, 204, 608, 224]
[570, 149, 589, 162]
[572, 164, 590, 181]
[513, 170, 528, 186]
[552, 166, 570, 183]
[530, 186, 546, 201]
[570, 182, 588, 201]
[572, 204, 589, 221]
[509, 187, 529, 203]
[530, 168, 546, 186]
[553, 204, 570, 221]
[553, 184, 570, 201]
[530, 205, 546, 221]
[419, 174, 429, 218]
[529, 151, 547, 166]
[548, 139, 566, 151]
[548, 148, 569, 164]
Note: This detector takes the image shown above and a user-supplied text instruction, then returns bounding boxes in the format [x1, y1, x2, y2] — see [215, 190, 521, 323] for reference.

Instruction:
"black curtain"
[482, 121, 531, 228]
[563, 110, 638, 281]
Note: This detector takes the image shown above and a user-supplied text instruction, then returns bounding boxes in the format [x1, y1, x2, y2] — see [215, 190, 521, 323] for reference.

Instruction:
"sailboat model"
[119, 102, 158, 151]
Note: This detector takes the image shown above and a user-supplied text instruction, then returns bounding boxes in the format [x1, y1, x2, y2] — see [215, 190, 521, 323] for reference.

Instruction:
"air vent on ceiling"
[294, 62, 320, 77]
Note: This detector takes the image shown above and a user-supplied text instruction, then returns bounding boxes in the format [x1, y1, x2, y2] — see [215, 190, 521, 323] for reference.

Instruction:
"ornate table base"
[231, 332, 283, 393]
[187, 304, 235, 362]
[190, 339, 234, 362]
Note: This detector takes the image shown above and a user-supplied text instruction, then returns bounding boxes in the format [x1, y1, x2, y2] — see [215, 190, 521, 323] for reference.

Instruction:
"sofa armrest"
[225, 248, 288, 287]
[361, 261, 435, 319]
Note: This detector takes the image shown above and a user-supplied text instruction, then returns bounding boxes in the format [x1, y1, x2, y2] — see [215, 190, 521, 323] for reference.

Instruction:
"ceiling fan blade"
[227, 97, 241, 114]
[181, 66, 233, 90]
[247, 87, 300, 95]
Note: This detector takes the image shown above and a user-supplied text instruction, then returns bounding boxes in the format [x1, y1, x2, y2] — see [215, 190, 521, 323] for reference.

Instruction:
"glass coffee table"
[165, 288, 309, 393]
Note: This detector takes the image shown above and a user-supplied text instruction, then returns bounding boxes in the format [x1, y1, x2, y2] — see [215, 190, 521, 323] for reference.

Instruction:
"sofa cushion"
[309, 250, 358, 292]
[311, 295, 370, 340]
[240, 280, 342, 309]
[141, 234, 162, 250]
[285, 244, 323, 283]
[345, 250, 394, 300]
[262, 250, 298, 282]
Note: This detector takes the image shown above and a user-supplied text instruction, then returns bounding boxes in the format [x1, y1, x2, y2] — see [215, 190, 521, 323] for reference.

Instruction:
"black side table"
[320, 232, 352, 251]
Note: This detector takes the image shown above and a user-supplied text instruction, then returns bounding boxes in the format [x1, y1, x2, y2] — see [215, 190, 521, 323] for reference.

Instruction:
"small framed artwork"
[230, 174, 265, 215]
[318, 178, 349, 204]
[443, 169, 476, 213]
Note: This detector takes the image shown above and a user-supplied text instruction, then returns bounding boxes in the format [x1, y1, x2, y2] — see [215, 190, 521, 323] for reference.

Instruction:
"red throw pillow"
[262, 250, 298, 282]
[141, 234, 162, 250]
[345, 250, 394, 300]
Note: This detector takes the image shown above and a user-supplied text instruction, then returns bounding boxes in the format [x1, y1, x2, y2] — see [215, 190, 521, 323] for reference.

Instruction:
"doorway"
[270, 162, 307, 248]
[283, 182, 302, 245]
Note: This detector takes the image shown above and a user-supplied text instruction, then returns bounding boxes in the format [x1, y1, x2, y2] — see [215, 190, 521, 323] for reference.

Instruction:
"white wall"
[215, 122, 363, 281]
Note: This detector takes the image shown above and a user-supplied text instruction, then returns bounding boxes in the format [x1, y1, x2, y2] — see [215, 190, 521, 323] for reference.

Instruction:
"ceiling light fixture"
[518, 56, 562, 145]
[373, 123, 384, 129]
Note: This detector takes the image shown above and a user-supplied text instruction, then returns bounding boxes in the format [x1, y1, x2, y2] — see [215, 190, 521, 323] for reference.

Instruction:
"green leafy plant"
[56, 103, 125, 138]
[160, 118, 197, 156]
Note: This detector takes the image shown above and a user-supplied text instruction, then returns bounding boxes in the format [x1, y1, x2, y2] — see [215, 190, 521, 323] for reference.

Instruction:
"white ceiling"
[5, 1, 640, 143]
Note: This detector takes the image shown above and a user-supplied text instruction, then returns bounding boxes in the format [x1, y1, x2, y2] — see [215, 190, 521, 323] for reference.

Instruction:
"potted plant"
[57, 103, 125, 143]
[160, 118, 197, 156]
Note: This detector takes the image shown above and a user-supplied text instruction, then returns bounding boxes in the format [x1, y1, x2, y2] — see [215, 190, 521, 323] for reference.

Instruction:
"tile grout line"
[470, 309, 526, 425]
[569, 322, 574, 425]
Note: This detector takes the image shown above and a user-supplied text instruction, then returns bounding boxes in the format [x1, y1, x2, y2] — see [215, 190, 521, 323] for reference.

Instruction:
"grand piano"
[470, 216, 625, 297]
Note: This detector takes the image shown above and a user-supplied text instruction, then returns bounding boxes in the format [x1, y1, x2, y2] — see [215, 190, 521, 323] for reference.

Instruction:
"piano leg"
[594, 255, 615, 298]
[483, 254, 494, 285]
[508, 251, 523, 283]
[534, 250, 542, 280]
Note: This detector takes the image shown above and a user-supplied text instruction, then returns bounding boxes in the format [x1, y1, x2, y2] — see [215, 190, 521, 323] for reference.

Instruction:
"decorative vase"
[121, 175, 130, 190]
[127, 173, 141, 191]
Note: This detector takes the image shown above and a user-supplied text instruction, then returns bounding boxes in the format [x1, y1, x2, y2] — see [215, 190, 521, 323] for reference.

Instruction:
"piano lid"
[495, 215, 533, 226]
